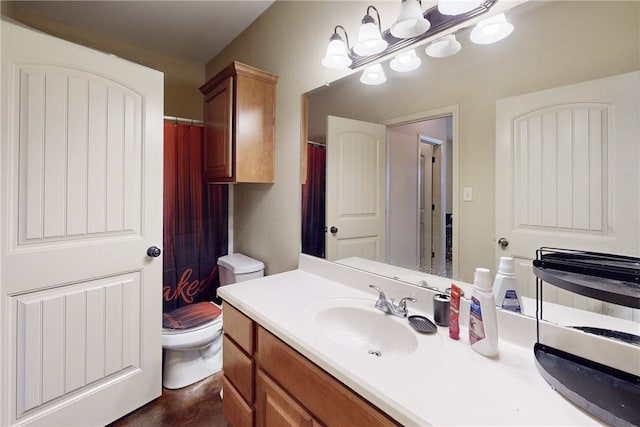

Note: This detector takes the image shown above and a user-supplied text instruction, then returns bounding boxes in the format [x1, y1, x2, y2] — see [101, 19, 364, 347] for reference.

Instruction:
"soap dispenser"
[493, 257, 523, 313]
[469, 268, 499, 357]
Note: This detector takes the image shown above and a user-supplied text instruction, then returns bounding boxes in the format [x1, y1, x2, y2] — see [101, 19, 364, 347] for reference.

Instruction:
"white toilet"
[161, 253, 264, 389]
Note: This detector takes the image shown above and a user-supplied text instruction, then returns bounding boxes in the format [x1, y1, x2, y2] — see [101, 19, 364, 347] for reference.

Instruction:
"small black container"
[433, 293, 450, 326]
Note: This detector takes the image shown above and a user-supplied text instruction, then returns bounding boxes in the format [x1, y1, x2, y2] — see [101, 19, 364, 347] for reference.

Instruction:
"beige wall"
[1, 2, 204, 120]
[206, 1, 640, 279]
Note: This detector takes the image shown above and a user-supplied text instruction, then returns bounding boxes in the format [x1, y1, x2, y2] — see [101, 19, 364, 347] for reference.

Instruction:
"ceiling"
[10, 1, 275, 63]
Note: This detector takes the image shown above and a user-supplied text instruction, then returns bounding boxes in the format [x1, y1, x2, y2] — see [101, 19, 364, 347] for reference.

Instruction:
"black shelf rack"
[532, 247, 640, 309]
[532, 247, 640, 427]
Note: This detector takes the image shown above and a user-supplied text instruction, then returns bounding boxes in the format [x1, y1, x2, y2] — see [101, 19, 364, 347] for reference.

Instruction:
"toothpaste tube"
[449, 284, 461, 340]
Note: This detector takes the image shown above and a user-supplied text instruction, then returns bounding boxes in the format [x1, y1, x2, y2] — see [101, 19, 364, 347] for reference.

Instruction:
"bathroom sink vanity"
[218, 254, 621, 426]
[222, 303, 398, 427]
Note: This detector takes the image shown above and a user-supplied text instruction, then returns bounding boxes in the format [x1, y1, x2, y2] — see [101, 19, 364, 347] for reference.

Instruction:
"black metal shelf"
[532, 248, 640, 426]
[534, 343, 640, 427]
[533, 248, 640, 309]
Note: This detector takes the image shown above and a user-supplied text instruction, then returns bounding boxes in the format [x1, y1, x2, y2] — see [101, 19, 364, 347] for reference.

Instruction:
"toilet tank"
[217, 253, 265, 286]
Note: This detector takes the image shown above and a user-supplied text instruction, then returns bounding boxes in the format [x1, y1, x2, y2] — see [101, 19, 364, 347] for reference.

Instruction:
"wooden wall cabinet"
[221, 303, 400, 427]
[200, 62, 277, 183]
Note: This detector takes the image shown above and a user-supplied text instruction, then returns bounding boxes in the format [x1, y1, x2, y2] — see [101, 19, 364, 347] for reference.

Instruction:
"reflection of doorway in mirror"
[419, 136, 452, 278]
[419, 143, 434, 273]
[388, 116, 453, 278]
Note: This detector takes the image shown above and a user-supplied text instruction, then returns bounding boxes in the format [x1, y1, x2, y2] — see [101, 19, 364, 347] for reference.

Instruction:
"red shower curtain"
[163, 121, 228, 312]
[301, 143, 326, 258]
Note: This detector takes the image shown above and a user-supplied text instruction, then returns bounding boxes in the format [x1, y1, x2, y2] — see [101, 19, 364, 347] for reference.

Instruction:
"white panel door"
[326, 116, 386, 261]
[1, 21, 163, 426]
[496, 71, 639, 319]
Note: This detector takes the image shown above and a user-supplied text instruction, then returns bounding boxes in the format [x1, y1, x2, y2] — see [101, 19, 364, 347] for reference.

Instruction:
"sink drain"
[368, 349, 382, 357]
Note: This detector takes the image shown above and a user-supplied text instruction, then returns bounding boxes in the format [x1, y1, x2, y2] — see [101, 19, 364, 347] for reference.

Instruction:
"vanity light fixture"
[354, 6, 388, 56]
[322, 0, 498, 69]
[438, 0, 485, 16]
[360, 63, 387, 85]
[321, 25, 352, 69]
[425, 34, 462, 58]
[390, 49, 422, 72]
[470, 13, 514, 45]
[390, 0, 431, 39]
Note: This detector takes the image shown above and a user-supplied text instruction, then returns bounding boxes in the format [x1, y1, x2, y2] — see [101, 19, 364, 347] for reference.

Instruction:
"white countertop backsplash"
[217, 254, 629, 426]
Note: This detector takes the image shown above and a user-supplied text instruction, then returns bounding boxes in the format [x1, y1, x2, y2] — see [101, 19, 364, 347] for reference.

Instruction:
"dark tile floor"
[108, 372, 230, 427]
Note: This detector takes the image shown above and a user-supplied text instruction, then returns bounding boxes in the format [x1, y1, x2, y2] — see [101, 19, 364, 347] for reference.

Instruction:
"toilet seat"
[162, 315, 223, 335]
[162, 302, 223, 350]
[163, 301, 222, 330]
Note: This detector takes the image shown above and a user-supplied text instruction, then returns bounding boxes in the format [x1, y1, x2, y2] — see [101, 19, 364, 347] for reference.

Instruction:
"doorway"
[387, 114, 454, 278]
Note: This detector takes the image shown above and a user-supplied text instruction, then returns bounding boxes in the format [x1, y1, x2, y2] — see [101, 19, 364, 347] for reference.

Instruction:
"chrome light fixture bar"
[349, 0, 497, 69]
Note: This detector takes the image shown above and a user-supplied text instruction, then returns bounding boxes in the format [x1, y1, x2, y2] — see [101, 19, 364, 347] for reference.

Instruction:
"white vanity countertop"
[218, 256, 603, 426]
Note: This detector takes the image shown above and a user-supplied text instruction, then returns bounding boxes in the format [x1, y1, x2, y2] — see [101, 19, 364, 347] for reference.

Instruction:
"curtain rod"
[307, 140, 326, 147]
[164, 115, 204, 126]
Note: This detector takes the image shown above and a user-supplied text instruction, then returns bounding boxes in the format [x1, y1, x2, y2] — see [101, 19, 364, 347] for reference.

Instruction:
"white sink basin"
[309, 300, 419, 357]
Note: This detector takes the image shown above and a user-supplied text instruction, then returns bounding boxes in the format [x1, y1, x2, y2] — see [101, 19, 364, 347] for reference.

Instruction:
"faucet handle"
[398, 297, 417, 310]
[369, 285, 389, 312]
[369, 284, 387, 299]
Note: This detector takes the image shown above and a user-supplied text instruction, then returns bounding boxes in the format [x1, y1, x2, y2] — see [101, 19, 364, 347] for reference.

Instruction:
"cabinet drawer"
[223, 335, 254, 404]
[223, 376, 254, 427]
[223, 302, 255, 354]
[257, 327, 400, 427]
[255, 369, 316, 427]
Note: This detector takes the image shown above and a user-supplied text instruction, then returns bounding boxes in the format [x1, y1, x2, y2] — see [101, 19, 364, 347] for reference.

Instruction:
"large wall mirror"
[301, 1, 639, 324]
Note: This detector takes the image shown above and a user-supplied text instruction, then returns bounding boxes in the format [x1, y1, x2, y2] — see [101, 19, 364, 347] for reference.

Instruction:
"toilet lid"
[163, 302, 222, 330]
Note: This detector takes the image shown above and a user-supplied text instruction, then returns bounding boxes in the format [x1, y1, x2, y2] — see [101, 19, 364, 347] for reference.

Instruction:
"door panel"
[18, 67, 142, 245]
[1, 21, 163, 426]
[326, 116, 386, 261]
[14, 273, 141, 416]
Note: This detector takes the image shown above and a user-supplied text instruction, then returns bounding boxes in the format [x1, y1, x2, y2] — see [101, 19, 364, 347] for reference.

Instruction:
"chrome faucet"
[369, 285, 416, 318]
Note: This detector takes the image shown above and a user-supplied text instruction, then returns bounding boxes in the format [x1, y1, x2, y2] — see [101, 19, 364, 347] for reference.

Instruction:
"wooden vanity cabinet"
[200, 61, 277, 183]
[222, 303, 256, 427]
[256, 327, 399, 427]
[222, 304, 400, 427]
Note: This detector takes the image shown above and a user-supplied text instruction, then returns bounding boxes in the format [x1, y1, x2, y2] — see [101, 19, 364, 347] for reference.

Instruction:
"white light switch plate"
[463, 187, 473, 201]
